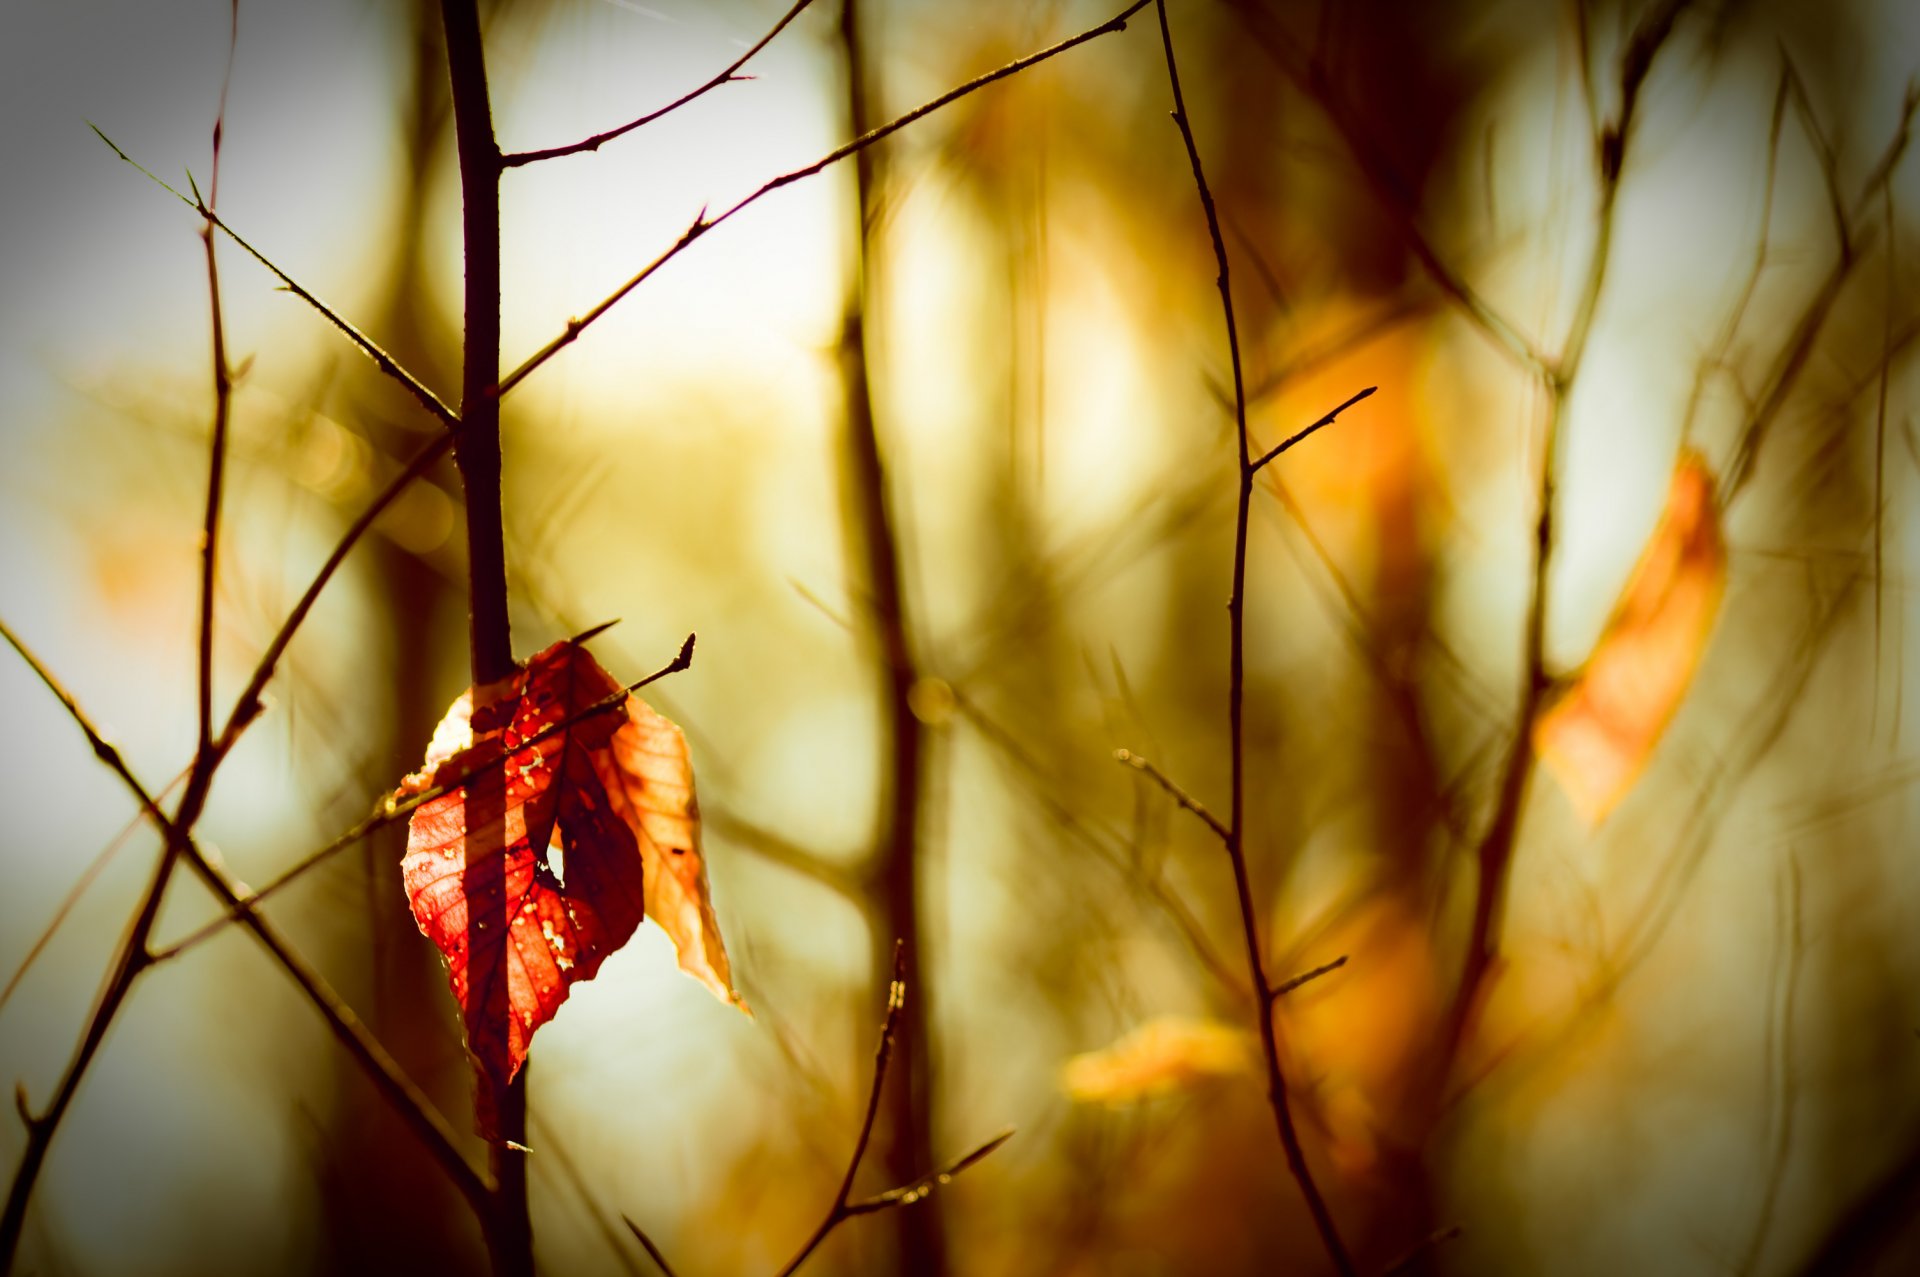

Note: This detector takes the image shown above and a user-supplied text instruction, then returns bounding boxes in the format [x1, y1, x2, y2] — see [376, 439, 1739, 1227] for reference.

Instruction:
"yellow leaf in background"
[1535, 452, 1727, 826]
[1061, 1016, 1250, 1105]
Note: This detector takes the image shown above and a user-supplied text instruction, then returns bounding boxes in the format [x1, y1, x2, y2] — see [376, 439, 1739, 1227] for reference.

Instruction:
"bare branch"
[1271, 954, 1350, 1001]
[1154, 1, 1354, 1270]
[494, 0, 1154, 397]
[90, 126, 460, 432]
[772, 944, 1011, 1277]
[1249, 385, 1374, 473]
[1113, 748, 1229, 845]
[502, 0, 820, 167]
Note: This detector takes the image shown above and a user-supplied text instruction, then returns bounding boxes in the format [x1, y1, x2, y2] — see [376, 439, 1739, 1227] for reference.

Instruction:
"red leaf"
[397, 639, 743, 1103]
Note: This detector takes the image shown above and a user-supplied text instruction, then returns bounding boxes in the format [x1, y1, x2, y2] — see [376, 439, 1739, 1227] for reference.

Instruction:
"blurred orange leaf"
[397, 639, 744, 1107]
[1061, 1016, 1250, 1105]
[1535, 452, 1727, 825]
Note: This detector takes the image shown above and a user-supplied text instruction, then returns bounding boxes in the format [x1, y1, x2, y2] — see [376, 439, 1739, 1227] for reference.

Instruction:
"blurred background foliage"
[2, 0, 1918, 1273]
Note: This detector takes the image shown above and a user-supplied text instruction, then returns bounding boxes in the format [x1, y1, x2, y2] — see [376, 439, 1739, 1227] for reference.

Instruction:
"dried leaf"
[398, 639, 744, 1102]
[1535, 452, 1727, 825]
[1061, 1015, 1250, 1105]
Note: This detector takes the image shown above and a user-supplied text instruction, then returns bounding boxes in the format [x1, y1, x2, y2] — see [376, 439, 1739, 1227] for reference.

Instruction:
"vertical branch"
[836, 3, 943, 1272]
[1448, 0, 1692, 1053]
[1154, 3, 1355, 1273]
[194, 0, 239, 755]
[438, 3, 527, 1275]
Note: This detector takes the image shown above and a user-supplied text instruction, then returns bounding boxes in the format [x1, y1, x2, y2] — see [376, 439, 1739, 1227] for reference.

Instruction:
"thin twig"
[1271, 954, 1349, 1001]
[1154, 2, 1355, 1271]
[1112, 749, 1229, 844]
[493, 0, 1154, 397]
[89, 127, 460, 433]
[1250, 385, 1375, 472]
[502, 0, 820, 167]
[772, 943, 1010, 1277]
[1723, 84, 1918, 504]
[194, 0, 239, 756]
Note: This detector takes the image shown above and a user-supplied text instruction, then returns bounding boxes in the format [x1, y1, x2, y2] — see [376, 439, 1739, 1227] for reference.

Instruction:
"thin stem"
[1723, 85, 1917, 503]
[1251, 386, 1375, 473]
[1112, 748, 1229, 845]
[194, 1, 238, 756]
[772, 945, 1010, 1277]
[1154, 3, 1355, 1272]
[89, 127, 459, 433]
[493, 0, 1153, 398]
[501, 0, 820, 167]
[776, 943, 905, 1277]
[1271, 954, 1350, 1001]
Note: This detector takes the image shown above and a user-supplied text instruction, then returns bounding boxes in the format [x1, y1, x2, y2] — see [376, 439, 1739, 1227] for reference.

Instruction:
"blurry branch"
[1154, 2, 1357, 1271]
[1446, 0, 1696, 1061]
[90, 128, 460, 433]
[1464, 575, 1854, 1106]
[1732, 854, 1802, 1277]
[1723, 83, 1919, 504]
[772, 945, 1013, 1277]
[706, 809, 865, 899]
[953, 465, 1228, 687]
[1222, 0, 1551, 382]
[1873, 183, 1896, 732]
[1799, 1135, 1920, 1275]
[1382, 1224, 1462, 1276]
[1255, 471, 1500, 734]
[150, 635, 696, 963]
[493, 0, 1155, 397]
[1679, 58, 1793, 447]
[1779, 53, 1852, 262]
[956, 690, 1249, 1003]
[834, 1, 943, 1267]
[1113, 749, 1229, 844]
[501, 0, 820, 167]
[620, 1218, 681, 1277]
